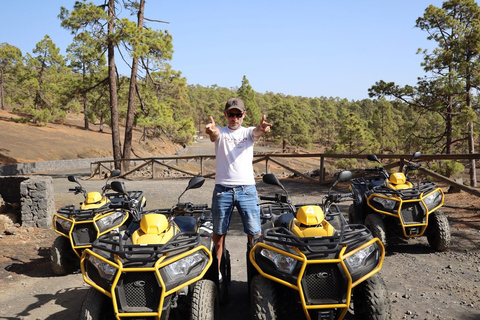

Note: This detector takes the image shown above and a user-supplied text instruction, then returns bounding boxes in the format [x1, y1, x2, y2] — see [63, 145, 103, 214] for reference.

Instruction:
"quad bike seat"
[174, 216, 197, 233]
[367, 180, 384, 189]
[275, 212, 294, 229]
[386, 172, 413, 190]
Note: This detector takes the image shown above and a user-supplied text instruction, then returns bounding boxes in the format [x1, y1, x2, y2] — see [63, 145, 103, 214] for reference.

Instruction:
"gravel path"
[0, 175, 479, 320]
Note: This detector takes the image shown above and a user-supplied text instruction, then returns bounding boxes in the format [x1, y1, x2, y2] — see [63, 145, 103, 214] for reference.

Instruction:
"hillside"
[0, 108, 183, 166]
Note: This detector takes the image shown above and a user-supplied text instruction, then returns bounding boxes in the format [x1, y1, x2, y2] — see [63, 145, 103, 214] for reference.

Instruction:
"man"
[205, 97, 272, 275]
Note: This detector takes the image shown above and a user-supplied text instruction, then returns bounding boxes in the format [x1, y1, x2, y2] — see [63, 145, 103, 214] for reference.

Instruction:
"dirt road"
[0, 176, 479, 320]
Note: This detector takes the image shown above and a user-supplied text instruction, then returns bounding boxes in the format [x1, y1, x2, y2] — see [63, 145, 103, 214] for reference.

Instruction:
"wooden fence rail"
[90, 153, 480, 197]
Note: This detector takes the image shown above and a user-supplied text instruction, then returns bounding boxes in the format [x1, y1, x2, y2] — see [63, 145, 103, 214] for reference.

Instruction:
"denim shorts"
[211, 184, 261, 235]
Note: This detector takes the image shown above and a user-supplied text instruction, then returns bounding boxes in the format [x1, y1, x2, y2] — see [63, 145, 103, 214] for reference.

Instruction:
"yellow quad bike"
[51, 169, 146, 275]
[249, 171, 389, 320]
[348, 152, 451, 252]
[79, 176, 228, 320]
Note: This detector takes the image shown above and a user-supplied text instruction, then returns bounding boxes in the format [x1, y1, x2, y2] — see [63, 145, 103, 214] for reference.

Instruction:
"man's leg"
[211, 184, 233, 272]
[213, 232, 226, 270]
[236, 185, 262, 244]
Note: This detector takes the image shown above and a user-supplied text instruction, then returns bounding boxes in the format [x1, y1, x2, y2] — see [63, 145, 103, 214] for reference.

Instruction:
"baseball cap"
[224, 98, 246, 112]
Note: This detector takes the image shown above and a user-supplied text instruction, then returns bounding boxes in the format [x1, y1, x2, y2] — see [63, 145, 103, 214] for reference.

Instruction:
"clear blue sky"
[1, 0, 445, 101]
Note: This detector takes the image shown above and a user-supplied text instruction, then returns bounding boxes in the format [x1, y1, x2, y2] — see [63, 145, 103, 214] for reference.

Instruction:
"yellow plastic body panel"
[52, 210, 129, 257]
[250, 238, 385, 320]
[366, 187, 444, 238]
[132, 214, 179, 245]
[81, 243, 212, 320]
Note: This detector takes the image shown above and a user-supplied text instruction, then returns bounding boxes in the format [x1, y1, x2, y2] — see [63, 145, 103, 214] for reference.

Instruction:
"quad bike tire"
[50, 235, 79, 276]
[219, 249, 231, 304]
[364, 213, 387, 247]
[190, 279, 219, 320]
[250, 275, 278, 320]
[79, 287, 115, 320]
[352, 273, 391, 320]
[348, 204, 357, 224]
[426, 210, 451, 252]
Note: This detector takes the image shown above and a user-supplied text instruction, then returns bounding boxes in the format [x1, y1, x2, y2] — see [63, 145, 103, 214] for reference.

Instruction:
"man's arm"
[205, 116, 220, 142]
[252, 114, 272, 141]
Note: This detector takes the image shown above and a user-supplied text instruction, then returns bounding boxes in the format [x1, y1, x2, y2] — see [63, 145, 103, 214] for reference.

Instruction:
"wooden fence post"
[319, 156, 325, 182]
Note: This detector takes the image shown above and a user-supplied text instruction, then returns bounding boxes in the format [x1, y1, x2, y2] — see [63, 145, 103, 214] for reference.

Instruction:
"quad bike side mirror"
[110, 181, 128, 195]
[110, 169, 121, 178]
[336, 170, 353, 183]
[177, 176, 206, 203]
[411, 151, 422, 161]
[367, 154, 381, 164]
[262, 173, 287, 193]
[331, 170, 352, 189]
[68, 175, 78, 183]
[186, 176, 205, 190]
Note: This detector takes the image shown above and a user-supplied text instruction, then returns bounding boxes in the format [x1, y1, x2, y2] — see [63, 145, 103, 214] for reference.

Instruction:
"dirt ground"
[0, 108, 479, 319]
[0, 108, 181, 165]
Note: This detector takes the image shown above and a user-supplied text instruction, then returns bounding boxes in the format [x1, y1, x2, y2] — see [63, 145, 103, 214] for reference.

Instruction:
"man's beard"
[228, 119, 243, 130]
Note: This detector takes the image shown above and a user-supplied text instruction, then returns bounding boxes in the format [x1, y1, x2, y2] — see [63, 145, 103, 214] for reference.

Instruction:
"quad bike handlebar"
[260, 193, 289, 203]
[325, 192, 353, 204]
[172, 202, 209, 215]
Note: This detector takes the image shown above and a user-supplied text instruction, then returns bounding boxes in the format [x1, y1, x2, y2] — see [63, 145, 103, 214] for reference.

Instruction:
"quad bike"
[348, 152, 451, 252]
[50, 169, 146, 275]
[248, 172, 389, 320]
[79, 176, 230, 320]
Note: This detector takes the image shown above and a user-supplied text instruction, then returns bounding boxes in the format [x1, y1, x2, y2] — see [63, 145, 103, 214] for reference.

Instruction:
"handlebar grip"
[68, 188, 76, 192]
[192, 204, 208, 210]
[260, 196, 277, 201]
[109, 203, 123, 209]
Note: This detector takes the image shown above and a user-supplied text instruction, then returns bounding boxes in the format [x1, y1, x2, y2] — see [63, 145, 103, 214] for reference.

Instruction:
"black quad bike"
[348, 152, 450, 252]
[79, 176, 230, 320]
[50, 169, 146, 275]
[248, 172, 390, 320]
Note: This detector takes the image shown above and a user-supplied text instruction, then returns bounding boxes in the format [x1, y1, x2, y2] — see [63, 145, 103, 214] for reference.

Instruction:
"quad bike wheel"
[219, 249, 231, 304]
[50, 235, 79, 275]
[79, 287, 115, 320]
[348, 204, 357, 224]
[426, 210, 451, 252]
[352, 273, 391, 320]
[364, 214, 387, 247]
[250, 275, 278, 320]
[190, 279, 219, 320]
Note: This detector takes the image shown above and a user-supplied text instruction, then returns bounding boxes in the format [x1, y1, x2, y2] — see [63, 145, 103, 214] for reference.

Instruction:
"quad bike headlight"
[87, 254, 117, 281]
[423, 190, 442, 210]
[345, 243, 375, 271]
[96, 211, 124, 232]
[163, 252, 206, 282]
[260, 248, 297, 274]
[371, 196, 396, 210]
[55, 216, 73, 232]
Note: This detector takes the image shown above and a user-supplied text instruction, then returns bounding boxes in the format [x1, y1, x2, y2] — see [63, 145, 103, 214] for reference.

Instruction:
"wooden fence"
[90, 152, 480, 197]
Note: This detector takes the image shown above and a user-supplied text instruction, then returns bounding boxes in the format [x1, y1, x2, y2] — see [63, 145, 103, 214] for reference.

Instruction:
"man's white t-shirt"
[214, 126, 256, 186]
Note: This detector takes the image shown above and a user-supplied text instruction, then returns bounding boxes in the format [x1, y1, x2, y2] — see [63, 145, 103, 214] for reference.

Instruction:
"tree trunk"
[123, 0, 145, 171]
[446, 96, 452, 154]
[108, 0, 122, 170]
[466, 77, 476, 187]
[0, 70, 4, 110]
[82, 66, 89, 130]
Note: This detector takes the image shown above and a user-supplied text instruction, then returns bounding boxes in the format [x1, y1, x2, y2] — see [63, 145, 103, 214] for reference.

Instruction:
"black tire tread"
[426, 210, 451, 252]
[79, 287, 112, 320]
[190, 279, 219, 320]
[353, 273, 391, 320]
[50, 236, 78, 275]
[250, 275, 277, 320]
[364, 214, 387, 247]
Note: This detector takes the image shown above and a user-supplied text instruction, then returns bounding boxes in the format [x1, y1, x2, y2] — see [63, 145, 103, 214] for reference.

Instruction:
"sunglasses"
[227, 112, 244, 118]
